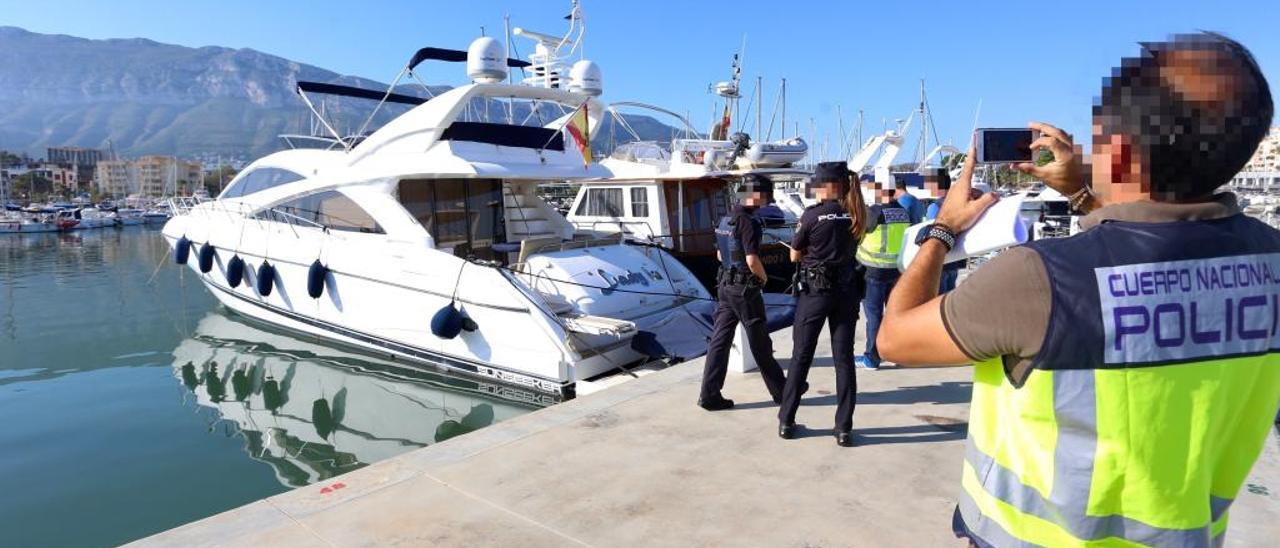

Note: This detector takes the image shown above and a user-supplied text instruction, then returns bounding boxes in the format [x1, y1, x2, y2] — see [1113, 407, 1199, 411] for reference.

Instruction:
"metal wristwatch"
[914, 223, 957, 252]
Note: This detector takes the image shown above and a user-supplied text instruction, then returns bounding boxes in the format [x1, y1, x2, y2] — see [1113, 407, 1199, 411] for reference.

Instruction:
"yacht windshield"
[220, 168, 304, 199]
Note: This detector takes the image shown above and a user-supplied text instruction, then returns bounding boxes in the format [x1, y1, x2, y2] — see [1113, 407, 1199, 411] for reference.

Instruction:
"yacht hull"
[162, 221, 658, 399]
[191, 263, 579, 398]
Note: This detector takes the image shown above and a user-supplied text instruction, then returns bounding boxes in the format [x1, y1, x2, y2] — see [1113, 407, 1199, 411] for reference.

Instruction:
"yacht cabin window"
[664, 178, 729, 254]
[220, 167, 304, 199]
[575, 187, 625, 217]
[630, 187, 650, 218]
[263, 190, 383, 233]
[398, 179, 504, 260]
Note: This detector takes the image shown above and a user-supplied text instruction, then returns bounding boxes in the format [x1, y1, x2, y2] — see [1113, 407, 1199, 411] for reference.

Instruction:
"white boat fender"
[307, 260, 329, 299]
[256, 261, 276, 297]
[226, 255, 245, 288]
[174, 236, 192, 264]
[198, 243, 216, 274]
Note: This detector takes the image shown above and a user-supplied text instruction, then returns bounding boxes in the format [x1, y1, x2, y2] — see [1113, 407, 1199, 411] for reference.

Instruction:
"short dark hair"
[929, 167, 952, 190]
[1094, 32, 1273, 200]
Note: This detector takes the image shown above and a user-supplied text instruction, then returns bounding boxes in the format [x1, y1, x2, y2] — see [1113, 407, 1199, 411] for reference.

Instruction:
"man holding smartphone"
[876, 33, 1279, 546]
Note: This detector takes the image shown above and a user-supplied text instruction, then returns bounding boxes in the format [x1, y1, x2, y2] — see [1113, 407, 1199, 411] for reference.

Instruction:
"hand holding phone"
[1012, 122, 1091, 207]
[974, 128, 1040, 164]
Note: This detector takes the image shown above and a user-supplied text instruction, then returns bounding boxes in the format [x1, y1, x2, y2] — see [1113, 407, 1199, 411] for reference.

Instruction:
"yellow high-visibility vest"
[955, 213, 1280, 546]
[856, 205, 910, 269]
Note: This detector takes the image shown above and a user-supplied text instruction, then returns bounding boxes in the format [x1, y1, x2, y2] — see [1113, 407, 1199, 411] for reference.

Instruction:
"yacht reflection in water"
[173, 312, 544, 487]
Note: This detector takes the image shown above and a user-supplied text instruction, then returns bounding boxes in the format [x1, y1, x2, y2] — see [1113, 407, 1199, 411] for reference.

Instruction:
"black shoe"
[800, 381, 810, 396]
[779, 423, 796, 439]
[698, 396, 735, 411]
[836, 431, 855, 447]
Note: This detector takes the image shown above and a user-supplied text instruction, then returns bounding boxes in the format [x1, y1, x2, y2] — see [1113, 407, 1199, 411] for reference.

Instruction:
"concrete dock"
[134, 326, 1280, 547]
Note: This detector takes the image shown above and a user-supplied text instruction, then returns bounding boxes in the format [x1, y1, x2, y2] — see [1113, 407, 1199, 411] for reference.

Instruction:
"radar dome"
[714, 81, 739, 98]
[568, 60, 603, 96]
[467, 37, 507, 83]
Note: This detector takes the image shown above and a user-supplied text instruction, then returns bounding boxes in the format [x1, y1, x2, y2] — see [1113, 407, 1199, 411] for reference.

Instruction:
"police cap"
[813, 161, 851, 183]
[809, 161, 852, 190]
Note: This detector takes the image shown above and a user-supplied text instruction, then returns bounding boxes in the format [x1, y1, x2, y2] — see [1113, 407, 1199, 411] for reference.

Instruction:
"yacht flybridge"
[163, 16, 724, 399]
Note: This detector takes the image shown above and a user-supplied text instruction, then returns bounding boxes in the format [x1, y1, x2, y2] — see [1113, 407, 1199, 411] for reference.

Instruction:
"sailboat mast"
[918, 79, 927, 168]
[747, 74, 757, 138]
[781, 78, 787, 139]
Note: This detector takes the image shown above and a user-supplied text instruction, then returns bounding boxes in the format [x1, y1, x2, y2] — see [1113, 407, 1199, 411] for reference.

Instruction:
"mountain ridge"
[0, 26, 677, 162]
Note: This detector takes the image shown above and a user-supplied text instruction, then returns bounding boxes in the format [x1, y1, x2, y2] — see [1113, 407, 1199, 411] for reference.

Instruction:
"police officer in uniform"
[855, 184, 912, 370]
[877, 34, 1280, 546]
[698, 174, 788, 410]
[778, 162, 867, 446]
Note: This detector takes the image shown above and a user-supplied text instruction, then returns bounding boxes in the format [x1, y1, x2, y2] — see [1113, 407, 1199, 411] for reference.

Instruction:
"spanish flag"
[566, 102, 592, 168]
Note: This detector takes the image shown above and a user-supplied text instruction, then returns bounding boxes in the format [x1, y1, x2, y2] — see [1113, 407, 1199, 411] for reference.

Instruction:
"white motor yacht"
[163, 23, 714, 398]
[116, 208, 146, 226]
[72, 207, 118, 229]
[572, 133, 809, 293]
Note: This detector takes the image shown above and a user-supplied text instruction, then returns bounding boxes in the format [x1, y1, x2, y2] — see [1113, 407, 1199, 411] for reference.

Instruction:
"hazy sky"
[3, 0, 1277, 159]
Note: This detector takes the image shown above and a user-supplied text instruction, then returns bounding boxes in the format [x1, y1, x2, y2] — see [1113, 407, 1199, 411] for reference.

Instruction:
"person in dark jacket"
[698, 174, 788, 410]
[778, 162, 868, 446]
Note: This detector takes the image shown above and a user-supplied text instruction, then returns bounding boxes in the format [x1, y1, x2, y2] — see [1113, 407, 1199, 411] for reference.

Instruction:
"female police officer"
[778, 162, 867, 446]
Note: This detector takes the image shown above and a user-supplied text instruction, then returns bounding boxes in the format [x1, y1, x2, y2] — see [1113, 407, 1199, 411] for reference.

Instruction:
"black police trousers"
[700, 282, 787, 402]
[778, 283, 860, 432]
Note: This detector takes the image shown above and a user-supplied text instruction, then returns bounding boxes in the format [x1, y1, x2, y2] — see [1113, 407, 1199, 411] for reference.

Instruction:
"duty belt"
[796, 264, 840, 293]
[717, 267, 761, 287]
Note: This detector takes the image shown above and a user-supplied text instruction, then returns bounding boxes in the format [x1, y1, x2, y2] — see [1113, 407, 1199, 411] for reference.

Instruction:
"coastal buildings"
[34, 164, 79, 193]
[1231, 126, 1280, 190]
[1, 161, 80, 195]
[95, 155, 202, 197]
[47, 146, 105, 188]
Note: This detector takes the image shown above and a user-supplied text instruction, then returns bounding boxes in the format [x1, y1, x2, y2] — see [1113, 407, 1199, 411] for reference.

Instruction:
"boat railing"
[168, 196, 209, 215]
[512, 232, 627, 267]
[582, 219, 660, 240]
[168, 196, 328, 238]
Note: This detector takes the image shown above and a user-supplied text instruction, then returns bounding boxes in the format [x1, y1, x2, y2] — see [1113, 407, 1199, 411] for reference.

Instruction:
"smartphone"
[975, 128, 1039, 164]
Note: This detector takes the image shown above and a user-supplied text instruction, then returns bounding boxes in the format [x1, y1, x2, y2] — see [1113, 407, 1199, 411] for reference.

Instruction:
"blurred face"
[877, 189, 895, 204]
[1091, 122, 1149, 203]
[813, 181, 842, 201]
[740, 191, 769, 208]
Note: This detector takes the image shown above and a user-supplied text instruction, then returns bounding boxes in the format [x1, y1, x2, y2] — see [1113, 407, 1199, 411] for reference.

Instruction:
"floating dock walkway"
[133, 326, 1280, 547]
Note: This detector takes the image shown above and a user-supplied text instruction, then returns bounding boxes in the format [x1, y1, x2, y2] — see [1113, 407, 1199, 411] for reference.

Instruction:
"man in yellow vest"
[877, 33, 1280, 546]
[855, 184, 911, 370]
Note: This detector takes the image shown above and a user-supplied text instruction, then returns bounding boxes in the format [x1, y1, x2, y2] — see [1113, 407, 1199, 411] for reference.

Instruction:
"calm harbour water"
[0, 227, 540, 547]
